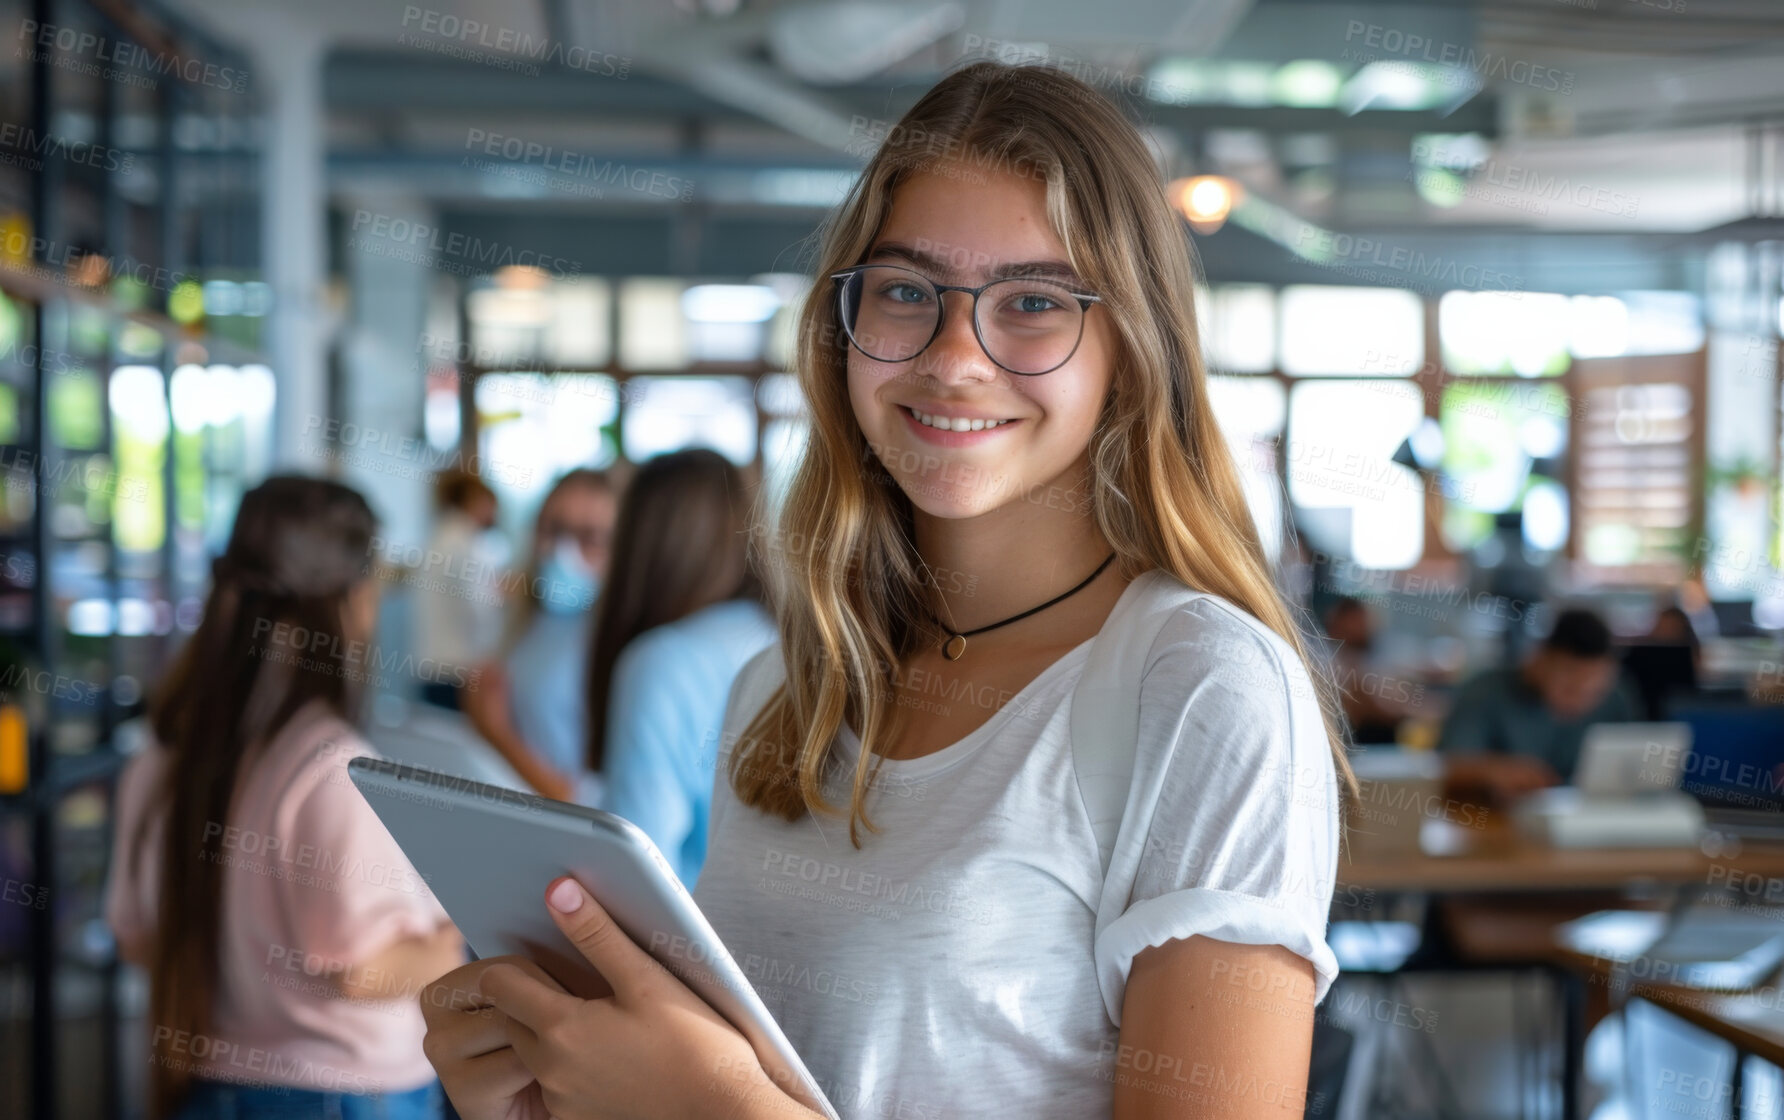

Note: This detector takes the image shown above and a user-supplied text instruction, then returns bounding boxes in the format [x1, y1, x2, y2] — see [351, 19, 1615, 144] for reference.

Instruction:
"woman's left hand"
[479, 877, 822, 1120]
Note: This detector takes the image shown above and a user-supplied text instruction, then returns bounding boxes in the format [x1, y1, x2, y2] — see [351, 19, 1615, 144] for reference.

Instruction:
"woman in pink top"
[106, 476, 464, 1120]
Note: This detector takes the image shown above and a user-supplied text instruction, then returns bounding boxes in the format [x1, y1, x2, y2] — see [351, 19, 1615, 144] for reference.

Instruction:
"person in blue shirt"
[585, 449, 775, 887]
[463, 469, 616, 801]
[1438, 606, 1641, 797]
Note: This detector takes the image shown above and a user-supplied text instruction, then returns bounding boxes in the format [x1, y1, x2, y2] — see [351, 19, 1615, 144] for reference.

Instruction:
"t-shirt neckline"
[834, 570, 1162, 780]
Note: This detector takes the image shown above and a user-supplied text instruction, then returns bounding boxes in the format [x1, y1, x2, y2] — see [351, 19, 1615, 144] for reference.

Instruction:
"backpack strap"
[1070, 570, 1203, 877]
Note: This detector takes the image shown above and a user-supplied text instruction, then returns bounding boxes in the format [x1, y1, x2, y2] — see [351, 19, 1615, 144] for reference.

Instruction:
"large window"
[1287, 380, 1425, 569]
[452, 272, 803, 520]
[1279, 286, 1423, 375]
[621, 376, 757, 466]
[618, 279, 688, 370]
[1440, 291, 1572, 377]
[444, 273, 1712, 588]
[1199, 281, 1707, 583]
[466, 276, 612, 368]
[1201, 284, 1277, 374]
[1439, 380, 1571, 553]
[757, 372, 809, 517]
[1205, 285, 1428, 570]
[1207, 374, 1286, 558]
[475, 372, 623, 517]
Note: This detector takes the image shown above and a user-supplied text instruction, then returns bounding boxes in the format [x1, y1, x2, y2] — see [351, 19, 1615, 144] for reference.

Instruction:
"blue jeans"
[175, 1079, 442, 1120]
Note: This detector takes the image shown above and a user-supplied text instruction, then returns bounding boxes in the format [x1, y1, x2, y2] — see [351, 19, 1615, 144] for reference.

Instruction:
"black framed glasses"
[830, 263, 1102, 376]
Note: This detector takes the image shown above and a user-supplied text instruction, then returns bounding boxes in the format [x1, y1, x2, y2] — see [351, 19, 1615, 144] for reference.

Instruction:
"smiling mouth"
[903, 406, 1016, 432]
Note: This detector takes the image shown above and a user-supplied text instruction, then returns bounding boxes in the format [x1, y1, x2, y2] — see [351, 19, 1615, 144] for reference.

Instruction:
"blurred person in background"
[1321, 595, 1415, 745]
[584, 448, 774, 886]
[1648, 602, 1704, 678]
[1438, 606, 1640, 801]
[412, 469, 509, 710]
[106, 476, 461, 1120]
[1622, 603, 1704, 718]
[461, 469, 617, 801]
[1649, 604, 1700, 648]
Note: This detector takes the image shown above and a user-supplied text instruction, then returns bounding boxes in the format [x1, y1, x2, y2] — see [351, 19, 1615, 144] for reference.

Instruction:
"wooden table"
[1338, 820, 1784, 1119]
[1556, 920, 1784, 1118]
[1342, 819, 1784, 893]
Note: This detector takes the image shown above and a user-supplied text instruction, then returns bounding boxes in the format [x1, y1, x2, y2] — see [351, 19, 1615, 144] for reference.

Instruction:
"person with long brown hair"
[106, 476, 462, 1119]
[584, 448, 774, 885]
[422, 60, 1353, 1119]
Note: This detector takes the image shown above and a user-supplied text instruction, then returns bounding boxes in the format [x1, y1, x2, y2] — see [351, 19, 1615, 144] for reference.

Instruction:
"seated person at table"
[1322, 595, 1412, 745]
[1437, 607, 1640, 799]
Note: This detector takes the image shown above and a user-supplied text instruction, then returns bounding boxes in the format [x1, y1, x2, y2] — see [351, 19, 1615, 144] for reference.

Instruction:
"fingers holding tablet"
[349, 760, 838, 1117]
[474, 879, 820, 1120]
[421, 956, 562, 1120]
[539, 877, 674, 1005]
[479, 960, 582, 1035]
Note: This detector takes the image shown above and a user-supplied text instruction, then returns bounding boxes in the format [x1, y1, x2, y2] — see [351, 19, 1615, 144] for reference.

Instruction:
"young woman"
[107, 476, 463, 1120]
[583, 448, 775, 885]
[462, 468, 617, 801]
[420, 60, 1352, 1120]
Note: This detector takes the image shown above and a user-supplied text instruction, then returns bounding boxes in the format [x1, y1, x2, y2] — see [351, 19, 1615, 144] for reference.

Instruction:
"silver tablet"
[347, 757, 838, 1119]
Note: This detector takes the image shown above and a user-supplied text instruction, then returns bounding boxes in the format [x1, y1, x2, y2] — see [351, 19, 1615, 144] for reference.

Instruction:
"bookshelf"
[0, 2, 263, 1116]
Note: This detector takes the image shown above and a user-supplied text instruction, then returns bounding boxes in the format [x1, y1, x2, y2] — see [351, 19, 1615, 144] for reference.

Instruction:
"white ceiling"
[164, 0, 1784, 240]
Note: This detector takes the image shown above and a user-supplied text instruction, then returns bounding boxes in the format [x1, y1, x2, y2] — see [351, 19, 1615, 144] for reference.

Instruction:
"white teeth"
[911, 408, 1007, 432]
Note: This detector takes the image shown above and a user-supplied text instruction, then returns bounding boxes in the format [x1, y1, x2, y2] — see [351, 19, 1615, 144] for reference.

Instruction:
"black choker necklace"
[927, 553, 1117, 661]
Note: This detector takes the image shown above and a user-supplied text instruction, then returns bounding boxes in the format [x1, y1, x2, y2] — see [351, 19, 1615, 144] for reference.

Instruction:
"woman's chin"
[895, 477, 1011, 520]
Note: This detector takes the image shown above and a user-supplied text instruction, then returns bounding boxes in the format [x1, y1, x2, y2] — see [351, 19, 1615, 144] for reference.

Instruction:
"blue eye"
[884, 283, 932, 304]
[1014, 293, 1061, 313]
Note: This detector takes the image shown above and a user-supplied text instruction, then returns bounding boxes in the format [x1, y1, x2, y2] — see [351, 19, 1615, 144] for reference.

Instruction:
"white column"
[338, 190, 439, 550]
[256, 27, 330, 469]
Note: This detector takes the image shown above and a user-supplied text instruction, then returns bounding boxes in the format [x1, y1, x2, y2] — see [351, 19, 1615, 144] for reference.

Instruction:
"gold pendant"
[942, 634, 967, 661]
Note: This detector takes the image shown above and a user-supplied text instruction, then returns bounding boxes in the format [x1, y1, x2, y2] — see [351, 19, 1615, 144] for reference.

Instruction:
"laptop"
[1677, 705, 1784, 839]
[1573, 722, 1692, 797]
[1514, 723, 1702, 848]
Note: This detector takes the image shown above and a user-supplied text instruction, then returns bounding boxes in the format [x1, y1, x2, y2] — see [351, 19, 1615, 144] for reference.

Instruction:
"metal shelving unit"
[0, 2, 264, 1117]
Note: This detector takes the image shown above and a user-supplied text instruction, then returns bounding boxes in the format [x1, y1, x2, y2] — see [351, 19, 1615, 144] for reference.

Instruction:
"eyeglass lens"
[839, 265, 1086, 375]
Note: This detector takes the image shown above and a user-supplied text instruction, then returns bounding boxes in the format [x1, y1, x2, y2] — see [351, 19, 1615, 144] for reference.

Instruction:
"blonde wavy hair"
[732, 59, 1356, 841]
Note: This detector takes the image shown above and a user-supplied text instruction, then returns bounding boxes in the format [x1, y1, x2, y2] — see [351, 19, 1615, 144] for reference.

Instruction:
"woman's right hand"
[421, 956, 564, 1120]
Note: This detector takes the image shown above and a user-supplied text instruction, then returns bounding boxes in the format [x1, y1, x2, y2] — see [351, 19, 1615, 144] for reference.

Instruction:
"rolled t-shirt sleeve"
[1092, 602, 1341, 1025]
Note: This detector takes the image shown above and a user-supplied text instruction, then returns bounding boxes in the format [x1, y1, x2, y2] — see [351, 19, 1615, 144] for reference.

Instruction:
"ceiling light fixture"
[1171, 175, 1242, 234]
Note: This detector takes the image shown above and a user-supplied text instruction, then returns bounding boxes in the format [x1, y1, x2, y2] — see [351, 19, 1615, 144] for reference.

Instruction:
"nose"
[914, 290, 998, 386]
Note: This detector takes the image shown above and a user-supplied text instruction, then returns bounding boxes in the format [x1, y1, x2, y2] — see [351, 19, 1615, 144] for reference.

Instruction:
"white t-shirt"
[412, 510, 510, 669]
[692, 571, 1341, 1120]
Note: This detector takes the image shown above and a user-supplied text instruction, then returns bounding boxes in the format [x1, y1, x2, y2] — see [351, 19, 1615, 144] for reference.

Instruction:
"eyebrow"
[865, 241, 1085, 287]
